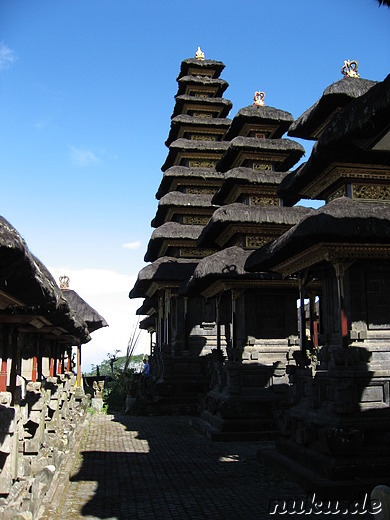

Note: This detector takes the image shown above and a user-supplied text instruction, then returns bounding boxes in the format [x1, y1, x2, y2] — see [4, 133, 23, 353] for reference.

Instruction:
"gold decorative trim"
[327, 186, 345, 202]
[249, 195, 280, 206]
[216, 224, 289, 249]
[191, 134, 217, 141]
[302, 163, 390, 199]
[187, 68, 213, 77]
[179, 248, 215, 258]
[245, 235, 274, 249]
[185, 186, 217, 195]
[192, 112, 213, 119]
[253, 162, 274, 171]
[352, 184, 390, 202]
[183, 215, 210, 225]
[273, 243, 390, 277]
[188, 160, 218, 168]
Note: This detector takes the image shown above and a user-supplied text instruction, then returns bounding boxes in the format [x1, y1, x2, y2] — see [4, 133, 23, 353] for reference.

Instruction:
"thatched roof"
[162, 138, 230, 172]
[182, 246, 280, 295]
[217, 136, 305, 173]
[224, 105, 294, 140]
[0, 216, 92, 344]
[151, 192, 216, 227]
[156, 166, 224, 199]
[61, 289, 108, 333]
[144, 222, 204, 262]
[0, 217, 63, 309]
[198, 203, 313, 247]
[177, 58, 225, 80]
[176, 75, 229, 97]
[139, 315, 156, 331]
[313, 73, 390, 152]
[288, 77, 376, 140]
[130, 257, 198, 299]
[165, 115, 231, 147]
[212, 167, 289, 205]
[136, 297, 158, 316]
[245, 197, 390, 273]
[171, 95, 232, 119]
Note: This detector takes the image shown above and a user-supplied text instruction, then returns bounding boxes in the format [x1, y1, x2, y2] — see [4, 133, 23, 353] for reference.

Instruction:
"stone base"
[90, 398, 103, 413]
[258, 439, 390, 499]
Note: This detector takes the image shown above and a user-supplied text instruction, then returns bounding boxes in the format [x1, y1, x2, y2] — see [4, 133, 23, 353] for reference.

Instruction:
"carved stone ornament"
[253, 90, 265, 106]
[59, 275, 70, 289]
[341, 59, 360, 78]
[195, 46, 205, 61]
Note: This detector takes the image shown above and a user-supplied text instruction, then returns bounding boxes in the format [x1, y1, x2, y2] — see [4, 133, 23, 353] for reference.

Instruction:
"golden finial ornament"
[341, 59, 360, 78]
[253, 90, 265, 107]
[195, 46, 205, 61]
[59, 275, 70, 290]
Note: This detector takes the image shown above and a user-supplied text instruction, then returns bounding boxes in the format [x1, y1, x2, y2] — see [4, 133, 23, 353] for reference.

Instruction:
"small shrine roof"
[61, 289, 108, 333]
[177, 58, 225, 80]
[130, 256, 199, 298]
[165, 114, 231, 147]
[176, 75, 229, 96]
[139, 315, 156, 331]
[162, 138, 230, 172]
[313, 73, 390, 152]
[216, 136, 305, 173]
[288, 77, 376, 140]
[151, 192, 215, 227]
[212, 167, 289, 205]
[225, 105, 294, 140]
[136, 297, 158, 316]
[144, 222, 204, 262]
[171, 95, 232, 119]
[198, 203, 312, 247]
[245, 197, 390, 273]
[156, 166, 224, 199]
[182, 246, 280, 296]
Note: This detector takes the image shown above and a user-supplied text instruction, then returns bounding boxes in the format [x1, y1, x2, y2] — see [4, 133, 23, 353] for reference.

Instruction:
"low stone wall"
[0, 373, 89, 519]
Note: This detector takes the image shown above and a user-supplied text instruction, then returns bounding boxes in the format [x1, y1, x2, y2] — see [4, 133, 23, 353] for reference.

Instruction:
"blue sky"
[0, 0, 389, 370]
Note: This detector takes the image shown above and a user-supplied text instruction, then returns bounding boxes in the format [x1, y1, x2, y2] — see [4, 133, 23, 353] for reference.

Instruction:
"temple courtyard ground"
[41, 413, 377, 519]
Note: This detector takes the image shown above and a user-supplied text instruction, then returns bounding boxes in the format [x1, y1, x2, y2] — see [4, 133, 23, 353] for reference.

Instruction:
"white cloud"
[48, 266, 149, 371]
[0, 43, 16, 70]
[70, 146, 101, 167]
[122, 241, 141, 250]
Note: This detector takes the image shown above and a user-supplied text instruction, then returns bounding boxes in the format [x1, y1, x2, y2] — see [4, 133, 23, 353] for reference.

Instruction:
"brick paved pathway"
[49, 413, 375, 519]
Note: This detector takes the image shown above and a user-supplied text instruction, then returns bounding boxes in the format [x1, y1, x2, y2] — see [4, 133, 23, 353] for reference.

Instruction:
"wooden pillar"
[334, 263, 349, 349]
[32, 355, 38, 383]
[0, 326, 9, 392]
[309, 296, 319, 349]
[9, 328, 19, 403]
[49, 342, 55, 378]
[299, 277, 307, 353]
[158, 295, 164, 352]
[164, 289, 171, 347]
[216, 295, 221, 352]
[57, 350, 62, 375]
[76, 343, 82, 388]
[231, 291, 237, 349]
[37, 336, 42, 381]
[67, 346, 72, 372]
